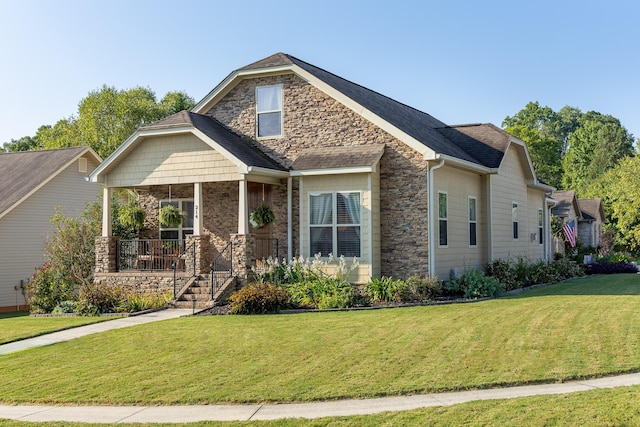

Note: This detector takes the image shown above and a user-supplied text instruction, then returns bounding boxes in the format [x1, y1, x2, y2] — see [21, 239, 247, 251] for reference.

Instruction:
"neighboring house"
[90, 53, 555, 306]
[0, 147, 102, 312]
[551, 190, 582, 254]
[577, 198, 605, 248]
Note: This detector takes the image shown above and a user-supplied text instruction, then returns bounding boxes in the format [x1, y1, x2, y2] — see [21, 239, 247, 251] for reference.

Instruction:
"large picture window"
[309, 192, 361, 257]
[256, 85, 282, 138]
[438, 192, 448, 247]
[160, 199, 194, 241]
[469, 197, 477, 247]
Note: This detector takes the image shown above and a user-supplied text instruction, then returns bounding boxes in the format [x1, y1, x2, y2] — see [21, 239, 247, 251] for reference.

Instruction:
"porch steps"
[171, 273, 237, 309]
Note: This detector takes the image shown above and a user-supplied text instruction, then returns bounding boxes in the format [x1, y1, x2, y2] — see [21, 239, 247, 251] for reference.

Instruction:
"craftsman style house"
[0, 147, 101, 312]
[90, 53, 554, 305]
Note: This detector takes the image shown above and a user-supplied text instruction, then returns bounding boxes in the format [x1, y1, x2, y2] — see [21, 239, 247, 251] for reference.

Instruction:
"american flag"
[562, 219, 577, 248]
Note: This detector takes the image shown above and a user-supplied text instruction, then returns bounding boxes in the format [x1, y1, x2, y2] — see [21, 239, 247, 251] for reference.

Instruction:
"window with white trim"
[469, 197, 477, 247]
[309, 192, 361, 257]
[256, 85, 282, 138]
[160, 199, 194, 241]
[538, 209, 544, 245]
[512, 202, 519, 239]
[438, 192, 448, 247]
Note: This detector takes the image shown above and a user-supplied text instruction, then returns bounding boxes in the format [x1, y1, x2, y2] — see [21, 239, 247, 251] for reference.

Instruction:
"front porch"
[94, 234, 280, 307]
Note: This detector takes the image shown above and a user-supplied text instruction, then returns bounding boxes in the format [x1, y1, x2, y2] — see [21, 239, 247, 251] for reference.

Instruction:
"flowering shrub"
[587, 262, 638, 274]
[405, 274, 443, 301]
[485, 257, 583, 290]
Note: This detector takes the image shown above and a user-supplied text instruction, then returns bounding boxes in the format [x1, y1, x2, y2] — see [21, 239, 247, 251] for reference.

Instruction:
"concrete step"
[171, 300, 212, 309]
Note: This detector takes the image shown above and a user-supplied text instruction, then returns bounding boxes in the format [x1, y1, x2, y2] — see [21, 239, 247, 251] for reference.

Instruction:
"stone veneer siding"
[206, 74, 429, 278]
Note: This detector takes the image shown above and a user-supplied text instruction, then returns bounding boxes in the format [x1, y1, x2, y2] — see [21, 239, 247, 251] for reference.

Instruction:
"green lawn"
[0, 274, 639, 407]
[0, 312, 117, 344]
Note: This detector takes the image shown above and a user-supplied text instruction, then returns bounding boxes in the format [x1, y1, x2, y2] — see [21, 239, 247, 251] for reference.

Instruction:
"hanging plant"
[117, 200, 146, 233]
[249, 204, 275, 228]
[159, 204, 184, 227]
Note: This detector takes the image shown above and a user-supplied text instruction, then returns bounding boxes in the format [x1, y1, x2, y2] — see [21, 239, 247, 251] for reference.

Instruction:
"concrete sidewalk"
[2, 373, 640, 422]
[0, 308, 193, 355]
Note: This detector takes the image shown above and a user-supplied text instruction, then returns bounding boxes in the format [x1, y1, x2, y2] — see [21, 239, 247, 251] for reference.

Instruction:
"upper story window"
[256, 85, 282, 138]
[538, 209, 544, 245]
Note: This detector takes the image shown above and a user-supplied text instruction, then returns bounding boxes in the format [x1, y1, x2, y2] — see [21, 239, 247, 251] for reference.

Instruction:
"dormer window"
[256, 85, 282, 138]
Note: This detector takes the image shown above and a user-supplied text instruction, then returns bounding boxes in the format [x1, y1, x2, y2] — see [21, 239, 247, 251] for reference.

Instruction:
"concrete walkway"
[0, 308, 193, 355]
[2, 309, 640, 422]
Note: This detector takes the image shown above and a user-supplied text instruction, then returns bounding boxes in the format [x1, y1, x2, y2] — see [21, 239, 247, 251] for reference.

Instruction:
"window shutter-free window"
[256, 85, 282, 137]
[512, 203, 519, 239]
[438, 192, 448, 246]
[469, 197, 477, 247]
[309, 192, 361, 257]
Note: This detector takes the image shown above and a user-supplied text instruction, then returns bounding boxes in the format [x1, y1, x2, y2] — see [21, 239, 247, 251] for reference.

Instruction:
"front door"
[248, 182, 276, 261]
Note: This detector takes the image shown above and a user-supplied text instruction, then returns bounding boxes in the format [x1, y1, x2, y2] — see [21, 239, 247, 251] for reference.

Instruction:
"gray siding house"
[0, 147, 101, 312]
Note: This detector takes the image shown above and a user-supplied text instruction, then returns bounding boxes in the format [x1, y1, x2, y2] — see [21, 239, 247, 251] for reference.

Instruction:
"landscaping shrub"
[484, 259, 519, 290]
[27, 264, 76, 314]
[76, 284, 127, 314]
[51, 300, 78, 314]
[447, 269, 504, 299]
[405, 274, 443, 301]
[364, 276, 407, 303]
[228, 283, 291, 314]
[284, 278, 362, 309]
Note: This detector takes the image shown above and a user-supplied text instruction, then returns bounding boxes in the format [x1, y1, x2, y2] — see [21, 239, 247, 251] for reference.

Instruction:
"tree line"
[2, 85, 195, 158]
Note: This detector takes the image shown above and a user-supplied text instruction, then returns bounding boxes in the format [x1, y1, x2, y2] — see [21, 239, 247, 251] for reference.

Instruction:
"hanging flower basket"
[117, 200, 146, 232]
[159, 204, 184, 227]
[249, 204, 275, 228]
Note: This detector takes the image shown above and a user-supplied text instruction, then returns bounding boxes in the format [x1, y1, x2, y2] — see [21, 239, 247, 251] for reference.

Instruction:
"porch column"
[238, 178, 249, 234]
[102, 187, 112, 237]
[193, 182, 203, 235]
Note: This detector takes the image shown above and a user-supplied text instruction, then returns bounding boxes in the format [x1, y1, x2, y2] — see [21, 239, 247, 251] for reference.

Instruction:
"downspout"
[428, 159, 445, 278]
[287, 176, 293, 261]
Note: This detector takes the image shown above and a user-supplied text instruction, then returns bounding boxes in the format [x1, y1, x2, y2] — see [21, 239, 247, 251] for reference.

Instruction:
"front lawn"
[0, 274, 639, 405]
[0, 312, 116, 345]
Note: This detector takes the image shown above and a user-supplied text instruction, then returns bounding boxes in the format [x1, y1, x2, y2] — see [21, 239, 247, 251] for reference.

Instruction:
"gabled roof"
[578, 198, 605, 222]
[551, 190, 582, 219]
[194, 53, 536, 175]
[91, 111, 286, 182]
[0, 146, 101, 218]
[140, 111, 286, 171]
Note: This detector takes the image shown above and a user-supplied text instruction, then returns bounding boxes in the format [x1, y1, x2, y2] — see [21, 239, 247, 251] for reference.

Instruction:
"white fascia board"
[290, 65, 435, 160]
[290, 166, 375, 176]
[433, 154, 496, 174]
[528, 180, 556, 192]
[245, 166, 289, 178]
[193, 66, 295, 114]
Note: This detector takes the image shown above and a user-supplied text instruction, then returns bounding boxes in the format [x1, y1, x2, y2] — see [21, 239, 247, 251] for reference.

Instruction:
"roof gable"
[91, 111, 286, 182]
[0, 146, 101, 217]
[551, 190, 582, 219]
[193, 53, 544, 176]
[578, 198, 605, 221]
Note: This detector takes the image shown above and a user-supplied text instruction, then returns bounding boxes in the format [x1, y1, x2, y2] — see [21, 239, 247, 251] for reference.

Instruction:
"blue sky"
[1, 0, 638, 145]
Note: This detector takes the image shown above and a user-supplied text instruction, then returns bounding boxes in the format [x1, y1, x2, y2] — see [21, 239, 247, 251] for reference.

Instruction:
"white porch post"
[193, 182, 203, 235]
[102, 187, 112, 237]
[238, 178, 249, 234]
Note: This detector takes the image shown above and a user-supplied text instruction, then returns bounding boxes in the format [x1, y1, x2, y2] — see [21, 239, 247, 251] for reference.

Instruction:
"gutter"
[428, 159, 446, 277]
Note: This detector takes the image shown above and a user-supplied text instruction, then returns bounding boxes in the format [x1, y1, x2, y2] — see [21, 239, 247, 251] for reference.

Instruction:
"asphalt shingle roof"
[239, 53, 509, 169]
[140, 111, 286, 171]
[0, 146, 91, 215]
[292, 144, 385, 170]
